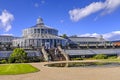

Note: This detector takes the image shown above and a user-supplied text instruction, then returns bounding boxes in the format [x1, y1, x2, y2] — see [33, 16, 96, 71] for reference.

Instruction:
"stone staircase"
[41, 47, 49, 61]
[57, 46, 69, 61]
[41, 46, 69, 61]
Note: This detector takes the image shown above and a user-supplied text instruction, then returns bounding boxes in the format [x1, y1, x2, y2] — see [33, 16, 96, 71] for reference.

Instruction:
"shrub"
[93, 54, 107, 59]
[0, 60, 7, 64]
[9, 48, 28, 63]
[108, 56, 117, 59]
[9, 56, 15, 63]
[71, 58, 83, 60]
[27, 57, 41, 62]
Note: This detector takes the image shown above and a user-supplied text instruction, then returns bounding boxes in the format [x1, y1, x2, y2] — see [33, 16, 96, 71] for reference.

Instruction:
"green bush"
[108, 56, 117, 59]
[8, 56, 15, 63]
[0, 60, 7, 64]
[71, 58, 83, 60]
[93, 54, 107, 59]
[9, 48, 28, 63]
[27, 57, 41, 62]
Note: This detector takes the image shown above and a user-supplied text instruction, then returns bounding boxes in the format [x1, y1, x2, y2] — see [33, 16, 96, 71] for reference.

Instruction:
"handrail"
[57, 46, 69, 61]
[41, 47, 49, 61]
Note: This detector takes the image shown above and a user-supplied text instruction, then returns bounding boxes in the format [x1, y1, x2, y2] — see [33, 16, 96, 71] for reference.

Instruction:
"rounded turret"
[36, 17, 44, 25]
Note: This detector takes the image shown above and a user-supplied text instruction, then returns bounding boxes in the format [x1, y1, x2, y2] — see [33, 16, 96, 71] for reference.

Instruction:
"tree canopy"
[61, 34, 68, 38]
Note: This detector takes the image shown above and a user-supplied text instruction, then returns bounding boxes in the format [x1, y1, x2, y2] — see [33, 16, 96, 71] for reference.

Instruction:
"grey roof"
[0, 51, 12, 58]
[14, 34, 65, 40]
[65, 49, 94, 55]
[0, 35, 13, 37]
[30, 24, 58, 31]
[68, 37, 105, 42]
[65, 49, 120, 55]
[24, 17, 57, 31]
[26, 51, 42, 57]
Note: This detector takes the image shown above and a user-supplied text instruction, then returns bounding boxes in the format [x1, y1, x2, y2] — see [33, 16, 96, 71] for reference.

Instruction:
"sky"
[0, 0, 120, 41]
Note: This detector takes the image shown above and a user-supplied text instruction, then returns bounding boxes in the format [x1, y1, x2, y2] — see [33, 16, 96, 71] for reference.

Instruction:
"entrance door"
[45, 42, 50, 49]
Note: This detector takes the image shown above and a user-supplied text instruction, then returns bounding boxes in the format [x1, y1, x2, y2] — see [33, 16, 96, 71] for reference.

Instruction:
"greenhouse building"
[13, 18, 66, 49]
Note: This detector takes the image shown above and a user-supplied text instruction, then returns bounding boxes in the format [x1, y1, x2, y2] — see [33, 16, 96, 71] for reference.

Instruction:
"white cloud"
[102, 31, 120, 40]
[0, 10, 14, 32]
[34, 3, 39, 8]
[69, 2, 105, 21]
[78, 31, 120, 41]
[34, 0, 45, 8]
[106, 0, 120, 11]
[101, 0, 120, 15]
[69, 0, 120, 21]
[41, 0, 45, 4]
[79, 33, 101, 37]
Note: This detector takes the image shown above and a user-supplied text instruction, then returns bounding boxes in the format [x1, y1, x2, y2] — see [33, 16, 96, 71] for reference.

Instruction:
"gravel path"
[0, 60, 120, 80]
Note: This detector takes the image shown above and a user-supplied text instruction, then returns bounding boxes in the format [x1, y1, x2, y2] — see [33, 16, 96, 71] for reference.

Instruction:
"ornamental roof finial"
[36, 17, 44, 25]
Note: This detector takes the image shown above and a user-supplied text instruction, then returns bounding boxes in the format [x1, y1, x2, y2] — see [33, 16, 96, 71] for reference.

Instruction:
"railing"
[57, 46, 69, 61]
[41, 46, 49, 61]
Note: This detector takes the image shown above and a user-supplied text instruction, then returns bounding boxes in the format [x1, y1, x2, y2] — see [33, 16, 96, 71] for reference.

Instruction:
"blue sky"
[0, 0, 120, 40]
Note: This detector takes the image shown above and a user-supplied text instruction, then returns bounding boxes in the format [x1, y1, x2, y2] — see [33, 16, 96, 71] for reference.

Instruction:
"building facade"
[68, 36, 113, 48]
[0, 35, 19, 50]
[13, 18, 66, 49]
[0, 35, 13, 49]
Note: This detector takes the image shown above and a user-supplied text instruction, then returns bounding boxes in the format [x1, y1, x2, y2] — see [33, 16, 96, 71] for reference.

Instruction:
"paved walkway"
[1, 60, 120, 80]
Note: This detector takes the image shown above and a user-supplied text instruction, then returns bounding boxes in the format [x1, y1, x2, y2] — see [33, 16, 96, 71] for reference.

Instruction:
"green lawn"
[100, 59, 120, 62]
[0, 64, 39, 75]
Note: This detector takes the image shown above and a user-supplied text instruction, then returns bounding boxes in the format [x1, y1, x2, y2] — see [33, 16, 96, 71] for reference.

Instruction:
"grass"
[100, 58, 120, 62]
[0, 64, 39, 75]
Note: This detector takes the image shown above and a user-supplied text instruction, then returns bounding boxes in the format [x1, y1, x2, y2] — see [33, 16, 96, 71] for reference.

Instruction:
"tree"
[9, 48, 28, 63]
[61, 34, 68, 39]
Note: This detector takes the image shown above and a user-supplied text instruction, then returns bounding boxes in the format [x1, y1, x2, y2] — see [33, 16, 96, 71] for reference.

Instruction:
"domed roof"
[36, 17, 44, 25]
[29, 17, 58, 31]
